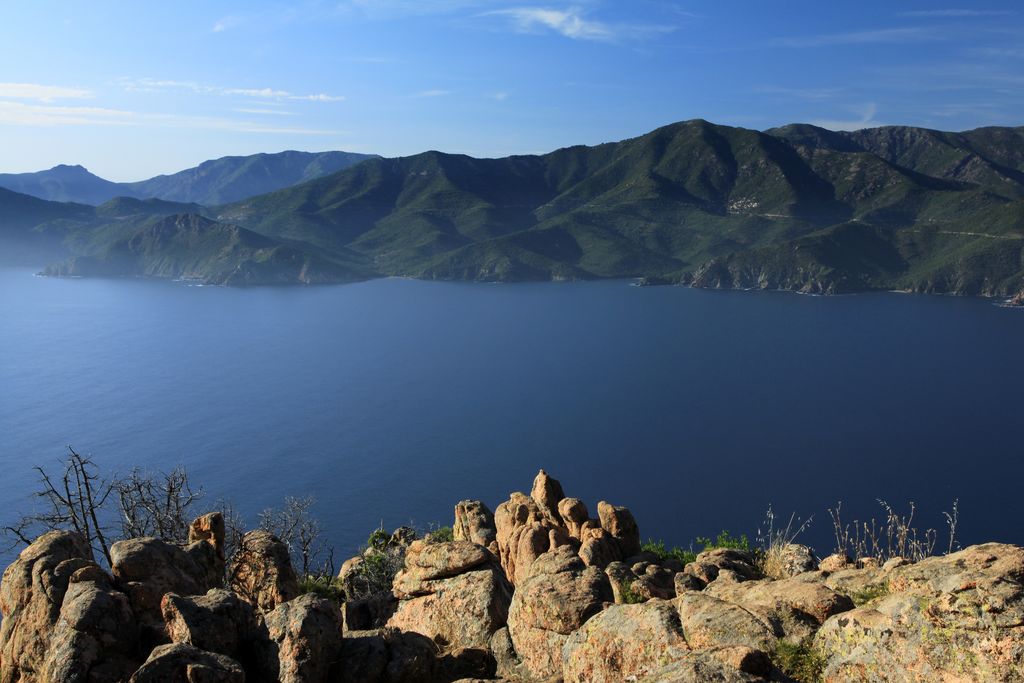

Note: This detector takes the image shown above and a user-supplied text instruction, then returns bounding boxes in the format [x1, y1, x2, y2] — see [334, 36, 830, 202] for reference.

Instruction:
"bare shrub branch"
[3, 446, 115, 565]
[116, 466, 204, 544]
[259, 496, 333, 577]
[829, 499, 953, 563]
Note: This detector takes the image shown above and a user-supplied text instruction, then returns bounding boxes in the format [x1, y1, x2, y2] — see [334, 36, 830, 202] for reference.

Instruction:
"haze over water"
[2, 267, 1022, 564]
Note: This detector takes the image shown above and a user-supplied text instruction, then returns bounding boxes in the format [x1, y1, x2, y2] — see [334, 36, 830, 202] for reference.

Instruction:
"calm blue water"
[1, 267, 1023, 567]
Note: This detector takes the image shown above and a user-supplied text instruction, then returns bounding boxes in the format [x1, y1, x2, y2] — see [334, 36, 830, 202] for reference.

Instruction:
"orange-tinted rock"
[228, 530, 299, 613]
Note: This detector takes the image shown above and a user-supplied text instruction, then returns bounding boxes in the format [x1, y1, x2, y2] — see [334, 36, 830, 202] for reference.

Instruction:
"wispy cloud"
[807, 103, 885, 131]
[0, 100, 341, 135]
[973, 46, 1024, 58]
[118, 78, 344, 102]
[488, 91, 509, 101]
[0, 83, 94, 102]
[212, 15, 243, 32]
[0, 101, 132, 126]
[338, 0, 491, 18]
[774, 26, 937, 48]
[483, 6, 676, 42]
[295, 93, 346, 102]
[871, 62, 1024, 91]
[222, 87, 292, 98]
[233, 108, 297, 116]
[899, 9, 1015, 18]
[414, 89, 453, 98]
[755, 85, 847, 100]
[486, 7, 614, 41]
[923, 102, 1006, 118]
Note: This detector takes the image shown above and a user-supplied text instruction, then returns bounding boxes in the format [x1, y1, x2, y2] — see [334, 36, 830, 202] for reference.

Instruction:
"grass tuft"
[850, 583, 890, 606]
[299, 574, 345, 603]
[772, 638, 824, 683]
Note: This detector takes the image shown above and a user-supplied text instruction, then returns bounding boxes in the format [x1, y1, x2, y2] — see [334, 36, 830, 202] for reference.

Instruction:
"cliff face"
[40, 213, 371, 286]
[2, 471, 1024, 683]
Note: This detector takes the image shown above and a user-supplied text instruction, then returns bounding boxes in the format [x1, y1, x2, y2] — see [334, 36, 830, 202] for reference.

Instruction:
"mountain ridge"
[3, 119, 1023, 298]
[0, 150, 378, 206]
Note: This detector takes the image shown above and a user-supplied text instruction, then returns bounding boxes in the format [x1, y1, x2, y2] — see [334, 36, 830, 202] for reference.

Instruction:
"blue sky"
[1, 1, 1022, 180]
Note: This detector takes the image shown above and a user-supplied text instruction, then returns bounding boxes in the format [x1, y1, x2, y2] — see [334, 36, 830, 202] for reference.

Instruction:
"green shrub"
[619, 579, 647, 604]
[641, 538, 697, 565]
[299, 574, 345, 603]
[366, 527, 390, 551]
[428, 525, 454, 543]
[697, 530, 751, 552]
[642, 530, 753, 567]
[772, 639, 824, 683]
[346, 548, 406, 600]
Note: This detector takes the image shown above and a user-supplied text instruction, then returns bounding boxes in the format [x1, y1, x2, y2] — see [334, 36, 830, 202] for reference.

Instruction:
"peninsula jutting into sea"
[2, 120, 1023, 303]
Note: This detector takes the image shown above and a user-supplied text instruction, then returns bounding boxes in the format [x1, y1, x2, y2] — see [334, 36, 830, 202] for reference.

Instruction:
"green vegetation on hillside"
[3, 120, 1023, 295]
[0, 151, 377, 206]
[213, 119, 1024, 296]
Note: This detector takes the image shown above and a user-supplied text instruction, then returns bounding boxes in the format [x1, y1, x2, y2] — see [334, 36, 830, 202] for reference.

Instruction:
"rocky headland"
[3, 469, 1023, 682]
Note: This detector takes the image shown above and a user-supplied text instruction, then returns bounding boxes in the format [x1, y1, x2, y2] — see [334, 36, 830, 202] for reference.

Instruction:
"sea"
[2, 267, 1022, 567]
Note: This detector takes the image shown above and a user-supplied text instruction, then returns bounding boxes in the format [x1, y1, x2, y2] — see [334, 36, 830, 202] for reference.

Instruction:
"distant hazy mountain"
[123, 150, 378, 205]
[0, 165, 125, 205]
[0, 186, 93, 264]
[0, 151, 377, 206]
[43, 213, 368, 285]
[5, 120, 1024, 297]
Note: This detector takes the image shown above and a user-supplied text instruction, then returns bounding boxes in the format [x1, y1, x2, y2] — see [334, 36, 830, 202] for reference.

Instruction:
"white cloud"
[119, 78, 204, 93]
[234, 108, 297, 116]
[871, 62, 1024, 91]
[415, 89, 453, 97]
[338, 0, 490, 18]
[0, 83, 94, 102]
[807, 103, 885, 131]
[223, 87, 292, 98]
[118, 78, 344, 102]
[293, 93, 346, 102]
[774, 27, 936, 48]
[899, 9, 1014, 17]
[212, 15, 243, 32]
[484, 6, 676, 43]
[0, 101, 131, 126]
[975, 47, 1024, 58]
[487, 7, 613, 41]
[0, 99, 341, 135]
[489, 91, 509, 101]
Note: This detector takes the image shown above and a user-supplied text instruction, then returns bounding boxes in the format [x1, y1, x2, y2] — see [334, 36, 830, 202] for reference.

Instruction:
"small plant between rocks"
[850, 583, 890, 606]
[757, 505, 813, 579]
[828, 499, 960, 563]
[640, 538, 697, 565]
[426, 525, 454, 543]
[619, 579, 646, 604]
[642, 530, 753, 567]
[298, 573, 346, 603]
[772, 638, 825, 683]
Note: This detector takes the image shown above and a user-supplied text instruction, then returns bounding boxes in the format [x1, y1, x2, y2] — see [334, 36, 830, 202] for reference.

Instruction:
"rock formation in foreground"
[2, 469, 1023, 682]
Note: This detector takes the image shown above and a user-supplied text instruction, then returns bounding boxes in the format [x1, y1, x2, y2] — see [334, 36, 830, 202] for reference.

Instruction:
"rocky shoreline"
[2, 469, 1023, 682]
[638, 274, 1024, 308]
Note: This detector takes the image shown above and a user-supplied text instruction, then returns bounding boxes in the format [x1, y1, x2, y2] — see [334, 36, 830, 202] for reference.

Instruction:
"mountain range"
[0, 150, 376, 206]
[2, 119, 1022, 297]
